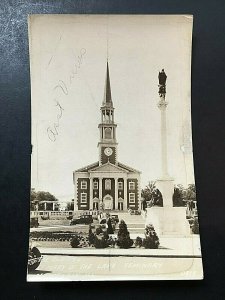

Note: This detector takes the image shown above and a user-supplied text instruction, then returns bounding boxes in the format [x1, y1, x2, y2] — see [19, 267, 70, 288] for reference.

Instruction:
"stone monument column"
[145, 69, 190, 236]
[157, 69, 174, 207]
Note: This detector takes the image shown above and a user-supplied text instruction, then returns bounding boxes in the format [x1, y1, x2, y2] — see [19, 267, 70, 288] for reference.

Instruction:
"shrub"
[117, 220, 133, 249]
[107, 218, 114, 234]
[88, 226, 95, 245]
[93, 234, 108, 248]
[70, 235, 80, 248]
[79, 237, 89, 248]
[192, 218, 199, 234]
[96, 227, 103, 235]
[135, 236, 143, 248]
[88, 225, 110, 248]
[108, 236, 117, 248]
[142, 224, 159, 249]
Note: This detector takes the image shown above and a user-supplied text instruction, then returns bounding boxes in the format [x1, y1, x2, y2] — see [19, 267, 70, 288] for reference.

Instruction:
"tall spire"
[102, 61, 113, 107]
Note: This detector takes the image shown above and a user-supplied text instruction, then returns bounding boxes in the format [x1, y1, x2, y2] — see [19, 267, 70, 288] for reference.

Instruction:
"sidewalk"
[38, 235, 202, 258]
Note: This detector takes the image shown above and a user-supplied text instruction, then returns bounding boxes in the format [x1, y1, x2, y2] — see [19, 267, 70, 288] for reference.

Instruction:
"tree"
[185, 184, 196, 201]
[173, 184, 185, 207]
[107, 218, 114, 234]
[142, 224, 160, 249]
[141, 181, 156, 202]
[30, 189, 59, 211]
[30, 188, 37, 202]
[35, 191, 58, 202]
[141, 181, 163, 207]
[117, 220, 133, 248]
[153, 189, 163, 207]
[30, 189, 38, 210]
[66, 200, 74, 211]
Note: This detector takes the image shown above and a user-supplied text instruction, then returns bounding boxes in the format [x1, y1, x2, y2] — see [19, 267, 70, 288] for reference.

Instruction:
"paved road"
[27, 254, 203, 281]
[30, 224, 88, 232]
[31, 212, 145, 232]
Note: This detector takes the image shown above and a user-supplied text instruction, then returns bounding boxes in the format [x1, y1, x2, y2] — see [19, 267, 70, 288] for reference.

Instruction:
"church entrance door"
[103, 194, 113, 210]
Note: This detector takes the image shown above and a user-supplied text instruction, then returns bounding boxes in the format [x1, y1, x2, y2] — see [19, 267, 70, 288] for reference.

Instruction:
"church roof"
[89, 161, 129, 173]
[75, 161, 99, 172]
[74, 161, 140, 174]
[117, 162, 141, 173]
[102, 61, 113, 107]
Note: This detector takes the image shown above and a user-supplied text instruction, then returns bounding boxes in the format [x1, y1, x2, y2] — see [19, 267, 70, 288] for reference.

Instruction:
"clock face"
[104, 147, 113, 156]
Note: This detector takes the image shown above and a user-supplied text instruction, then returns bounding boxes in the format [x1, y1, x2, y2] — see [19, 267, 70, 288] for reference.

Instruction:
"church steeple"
[102, 61, 113, 107]
[98, 62, 118, 165]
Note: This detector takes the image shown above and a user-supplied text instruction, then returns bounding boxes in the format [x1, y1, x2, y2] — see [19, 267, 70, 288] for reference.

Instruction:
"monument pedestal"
[145, 207, 190, 236]
[156, 177, 174, 207]
[144, 178, 191, 236]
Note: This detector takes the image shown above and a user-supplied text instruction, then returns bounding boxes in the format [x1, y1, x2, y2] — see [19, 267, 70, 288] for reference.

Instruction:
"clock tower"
[74, 61, 141, 212]
[98, 62, 118, 165]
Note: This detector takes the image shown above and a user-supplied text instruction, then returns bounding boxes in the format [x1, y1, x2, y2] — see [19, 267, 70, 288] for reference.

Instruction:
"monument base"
[156, 177, 174, 207]
[145, 207, 191, 236]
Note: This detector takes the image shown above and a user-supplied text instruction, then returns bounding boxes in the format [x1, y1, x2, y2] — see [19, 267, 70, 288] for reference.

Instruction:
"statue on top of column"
[158, 69, 167, 85]
[158, 69, 167, 96]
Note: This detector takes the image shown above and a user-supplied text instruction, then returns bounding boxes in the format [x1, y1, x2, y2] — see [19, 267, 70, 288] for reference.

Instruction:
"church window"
[118, 181, 123, 190]
[93, 181, 98, 189]
[105, 128, 111, 139]
[129, 193, 135, 203]
[105, 179, 111, 190]
[81, 193, 87, 203]
[129, 181, 135, 190]
[81, 180, 87, 189]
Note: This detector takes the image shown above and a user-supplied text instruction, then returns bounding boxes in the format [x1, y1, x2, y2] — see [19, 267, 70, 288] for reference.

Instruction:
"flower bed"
[30, 222, 160, 250]
[30, 231, 86, 242]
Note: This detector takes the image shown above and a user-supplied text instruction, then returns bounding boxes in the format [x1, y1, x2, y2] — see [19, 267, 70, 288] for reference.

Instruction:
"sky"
[29, 15, 194, 202]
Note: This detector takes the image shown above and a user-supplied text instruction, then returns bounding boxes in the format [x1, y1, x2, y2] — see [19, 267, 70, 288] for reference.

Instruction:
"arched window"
[105, 128, 111, 139]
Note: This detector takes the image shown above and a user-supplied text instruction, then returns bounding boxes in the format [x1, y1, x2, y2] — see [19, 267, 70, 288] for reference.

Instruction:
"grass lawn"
[39, 219, 70, 226]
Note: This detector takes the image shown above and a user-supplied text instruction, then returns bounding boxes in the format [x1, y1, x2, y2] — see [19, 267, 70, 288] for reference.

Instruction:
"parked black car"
[70, 215, 93, 225]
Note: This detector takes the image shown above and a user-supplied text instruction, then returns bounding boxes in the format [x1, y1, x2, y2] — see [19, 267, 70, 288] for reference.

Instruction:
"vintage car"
[70, 215, 93, 225]
[30, 217, 39, 228]
[129, 209, 141, 215]
[28, 246, 42, 272]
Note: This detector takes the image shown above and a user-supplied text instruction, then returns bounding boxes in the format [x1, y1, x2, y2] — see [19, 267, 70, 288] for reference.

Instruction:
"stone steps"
[114, 212, 145, 234]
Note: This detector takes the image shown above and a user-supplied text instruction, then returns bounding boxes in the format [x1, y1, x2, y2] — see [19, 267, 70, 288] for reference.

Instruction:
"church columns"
[88, 175, 131, 211]
[99, 177, 103, 202]
[138, 176, 141, 210]
[90, 178, 93, 210]
[124, 179, 128, 210]
[115, 178, 118, 210]
[74, 178, 78, 211]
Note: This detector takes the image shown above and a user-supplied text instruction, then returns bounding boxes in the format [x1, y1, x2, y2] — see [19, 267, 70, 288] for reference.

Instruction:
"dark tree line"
[30, 189, 59, 211]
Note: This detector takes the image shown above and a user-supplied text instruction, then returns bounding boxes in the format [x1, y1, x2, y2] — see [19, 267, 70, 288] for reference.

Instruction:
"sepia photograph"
[27, 14, 203, 281]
